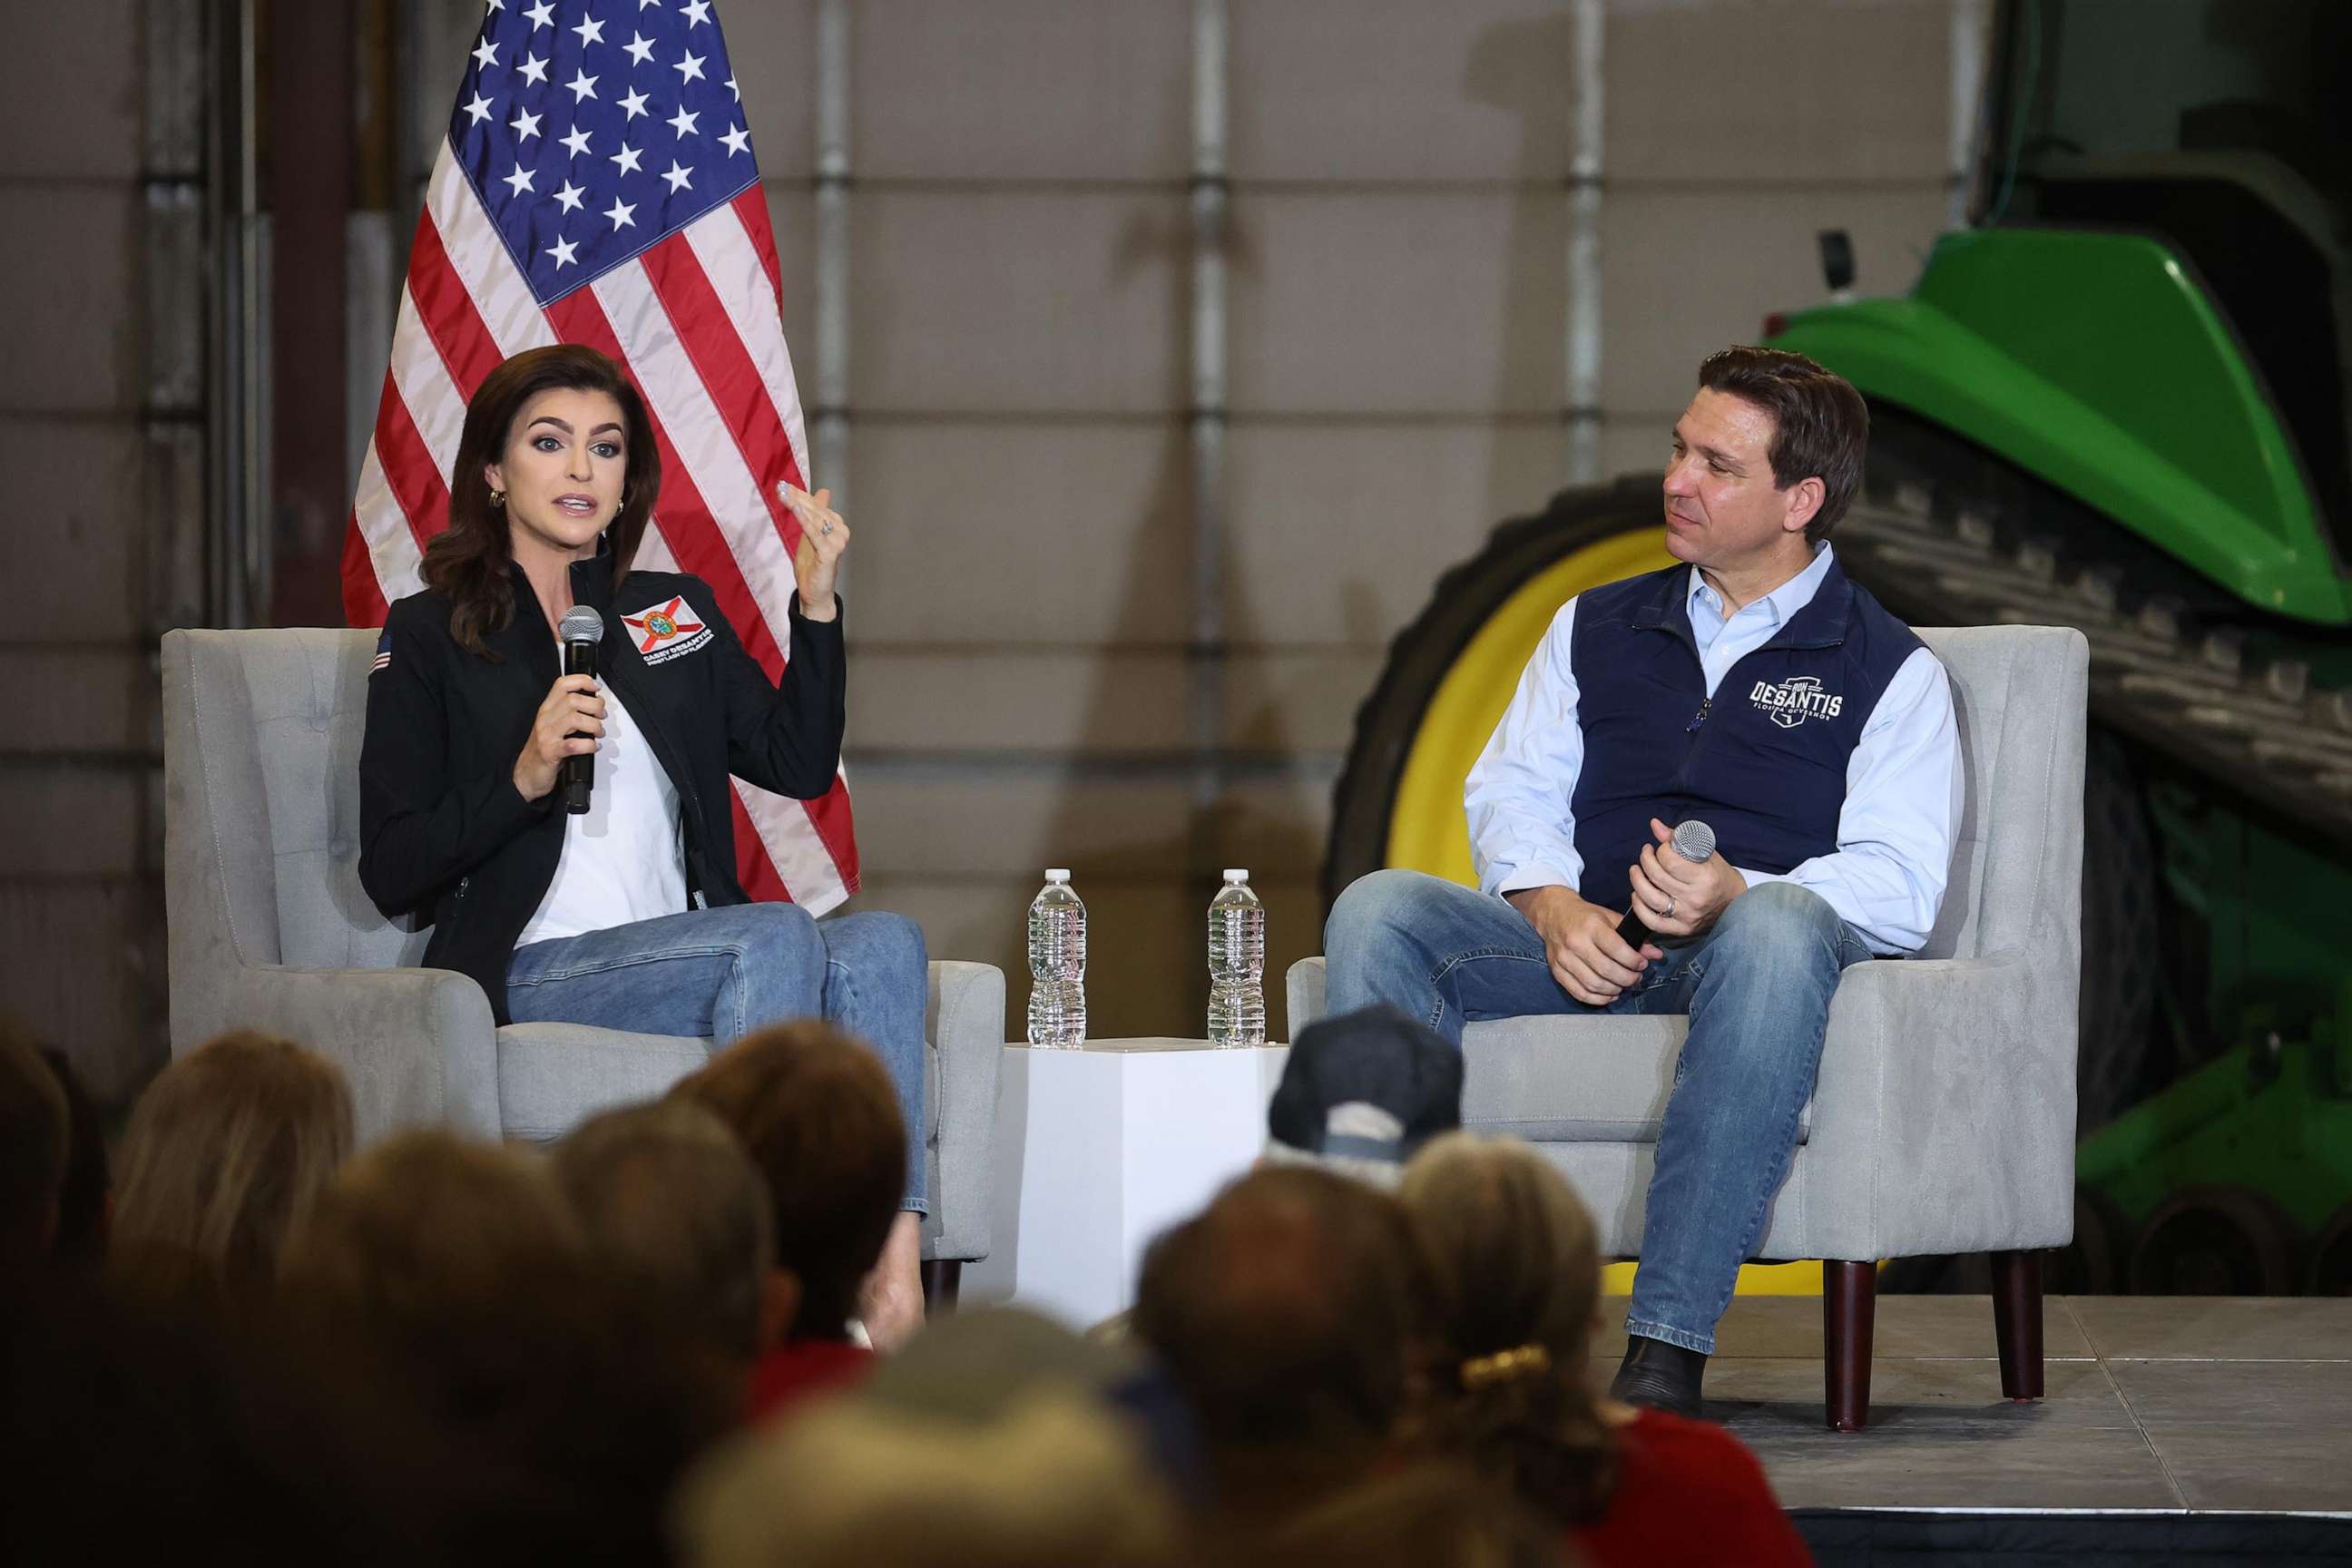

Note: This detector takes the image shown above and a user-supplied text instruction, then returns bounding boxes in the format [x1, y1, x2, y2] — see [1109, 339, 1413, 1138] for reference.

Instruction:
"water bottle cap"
[1222, 868, 1249, 882]
[1044, 868, 1071, 882]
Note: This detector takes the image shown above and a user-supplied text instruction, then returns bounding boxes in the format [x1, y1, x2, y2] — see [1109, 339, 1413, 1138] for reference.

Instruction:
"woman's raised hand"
[779, 482, 848, 622]
[513, 673, 604, 802]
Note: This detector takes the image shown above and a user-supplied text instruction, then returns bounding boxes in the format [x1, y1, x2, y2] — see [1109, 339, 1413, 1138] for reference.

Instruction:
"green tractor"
[1326, 0, 2352, 1296]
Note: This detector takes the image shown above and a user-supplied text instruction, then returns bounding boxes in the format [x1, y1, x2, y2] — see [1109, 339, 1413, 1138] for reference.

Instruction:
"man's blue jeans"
[1325, 870, 1869, 1355]
[506, 906, 930, 1214]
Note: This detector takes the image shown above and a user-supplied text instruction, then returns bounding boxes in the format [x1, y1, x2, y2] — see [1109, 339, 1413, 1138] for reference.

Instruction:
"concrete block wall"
[0, 0, 178, 1101]
[712, 0, 1965, 1043]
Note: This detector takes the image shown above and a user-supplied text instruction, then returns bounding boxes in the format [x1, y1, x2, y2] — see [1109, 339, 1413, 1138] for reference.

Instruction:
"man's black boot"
[1609, 1334, 1707, 1419]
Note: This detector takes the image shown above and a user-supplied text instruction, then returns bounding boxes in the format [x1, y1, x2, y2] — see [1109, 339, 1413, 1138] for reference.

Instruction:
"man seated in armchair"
[1324, 347, 1963, 1418]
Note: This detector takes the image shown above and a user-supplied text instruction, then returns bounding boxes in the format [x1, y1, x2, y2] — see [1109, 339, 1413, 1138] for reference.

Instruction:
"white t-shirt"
[515, 683, 687, 947]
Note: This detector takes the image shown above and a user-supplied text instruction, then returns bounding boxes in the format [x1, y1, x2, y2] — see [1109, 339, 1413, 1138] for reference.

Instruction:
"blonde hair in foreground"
[1396, 1132, 1619, 1524]
[111, 1030, 355, 1292]
[676, 1392, 1178, 1568]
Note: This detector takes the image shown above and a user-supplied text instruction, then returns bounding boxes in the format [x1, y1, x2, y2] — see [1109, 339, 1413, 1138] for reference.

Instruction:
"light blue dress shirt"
[1464, 544, 1964, 955]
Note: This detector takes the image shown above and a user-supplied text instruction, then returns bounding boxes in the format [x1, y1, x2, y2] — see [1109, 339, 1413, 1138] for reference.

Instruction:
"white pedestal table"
[964, 1037, 1289, 1330]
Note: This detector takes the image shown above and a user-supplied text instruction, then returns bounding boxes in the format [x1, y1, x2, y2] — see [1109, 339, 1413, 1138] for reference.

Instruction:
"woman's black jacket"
[358, 547, 845, 1024]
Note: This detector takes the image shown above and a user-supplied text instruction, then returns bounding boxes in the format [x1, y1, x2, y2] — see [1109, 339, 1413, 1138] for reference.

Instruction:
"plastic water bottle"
[1206, 868, 1266, 1048]
[1025, 869, 1086, 1048]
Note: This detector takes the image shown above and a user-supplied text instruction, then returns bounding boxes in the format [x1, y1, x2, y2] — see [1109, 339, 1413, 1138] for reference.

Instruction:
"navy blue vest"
[1566, 559, 1924, 918]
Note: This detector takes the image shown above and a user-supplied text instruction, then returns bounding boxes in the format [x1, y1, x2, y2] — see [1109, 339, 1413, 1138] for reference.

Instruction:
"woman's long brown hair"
[421, 344, 661, 657]
[1396, 1133, 1622, 1525]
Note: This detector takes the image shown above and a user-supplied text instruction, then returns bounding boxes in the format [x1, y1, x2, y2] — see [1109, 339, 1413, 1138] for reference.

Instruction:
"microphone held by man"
[1616, 819, 1718, 949]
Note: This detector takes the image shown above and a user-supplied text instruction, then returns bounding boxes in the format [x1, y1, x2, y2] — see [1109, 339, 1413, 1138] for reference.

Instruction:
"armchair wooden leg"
[1823, 1259, 1877, 1433]
[920, 1259, 962, 1313]
[1991, 1249, 2044, 1401]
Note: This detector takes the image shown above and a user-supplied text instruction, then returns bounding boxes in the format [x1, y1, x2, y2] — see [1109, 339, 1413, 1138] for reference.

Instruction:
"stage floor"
[1593, 1294, 2352, 1514]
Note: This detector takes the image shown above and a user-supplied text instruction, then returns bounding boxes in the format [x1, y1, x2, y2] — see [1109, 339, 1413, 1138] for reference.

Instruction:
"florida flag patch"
[623, 596, 713, 667]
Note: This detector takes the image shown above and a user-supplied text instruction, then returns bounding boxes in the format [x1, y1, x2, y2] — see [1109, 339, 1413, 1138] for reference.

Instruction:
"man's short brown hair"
[669, 1022, 906, 1339]
[1697, 345, 1870, 544]
[1132, 1168, 1433, 1490]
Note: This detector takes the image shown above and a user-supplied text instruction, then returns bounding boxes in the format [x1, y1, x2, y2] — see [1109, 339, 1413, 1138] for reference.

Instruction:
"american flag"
[341, 0, 857, 911]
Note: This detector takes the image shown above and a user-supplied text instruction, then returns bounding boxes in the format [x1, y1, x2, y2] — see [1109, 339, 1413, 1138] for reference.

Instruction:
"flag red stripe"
[730, 186, 788, 316]
[374, 371, 451, 553]
[635, 232, 808, 547]
[730, 791, 791, 903]
[541, 288, 787, 679]
[340, 514, 391, 627]
[545, 287, 828, 904]
[635, 232, 859, 888]
[406, 211, 507, 399]
[800, 771, 860, 888]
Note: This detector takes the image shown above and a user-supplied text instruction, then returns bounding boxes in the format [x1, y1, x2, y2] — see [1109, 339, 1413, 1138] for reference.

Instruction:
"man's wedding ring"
[1665, 896, 1677, 920]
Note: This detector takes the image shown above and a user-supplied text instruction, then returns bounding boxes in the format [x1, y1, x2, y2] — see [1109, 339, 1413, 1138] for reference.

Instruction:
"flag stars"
[560, 124, 593, 157]
[725, 74, 740, 103]
[624, 32, 657, 65]
[553, 179, 586, 213]
[673, 49, 706, 84]
[661, 159, 694, 193]
[547, 235, 580, 270]
[523, 0, 554, 25]
[610, 141, 644, 175]
[566, 67, 598, 102]
[720, 122, 750, 157]
[510, 105, 543, 140]
[501, 164, 536, 198]
[517, 51, 549, 86]
[681, 0, 711, 24]
[572, 14, 605, 46]
[470, 34, 499, 70]
[461, 90, 495, 126]
[619, 85, 652, 120]
[604, 197, 637, 230]
[668, 104, 701, 139]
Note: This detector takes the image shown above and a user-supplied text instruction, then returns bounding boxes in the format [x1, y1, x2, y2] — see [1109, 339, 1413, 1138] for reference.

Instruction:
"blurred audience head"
[1235, 1462, 1572, 1568]
[864, 1306, 1206, 1504]
[36, 1048, 110, 1269]
[281, 1128, 586, 1410]
[669, 1021, 906, 1341]
[678, 1388, 1179, 1568]
[111, 1030, 354, 1299]
[1396, 1132, 1615, 1524]
[281, 1127, 733, 1565]
[554, 1097, 776, 1362]
[1132, 1166, 1434, 1518]
[0, 1021, 67, 1279]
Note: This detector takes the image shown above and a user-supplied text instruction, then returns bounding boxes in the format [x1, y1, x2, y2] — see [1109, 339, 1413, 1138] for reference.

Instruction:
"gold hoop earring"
[490, 489, 506, 508]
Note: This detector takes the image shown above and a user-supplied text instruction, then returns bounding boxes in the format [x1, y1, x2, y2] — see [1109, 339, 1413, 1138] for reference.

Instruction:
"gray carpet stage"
[1596, 1293, 2352, 1561]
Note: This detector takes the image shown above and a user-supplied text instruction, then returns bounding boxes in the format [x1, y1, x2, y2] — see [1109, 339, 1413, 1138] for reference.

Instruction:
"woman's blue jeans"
[506, 905, 930, 1214]
[1324, 870, 1869, 1355]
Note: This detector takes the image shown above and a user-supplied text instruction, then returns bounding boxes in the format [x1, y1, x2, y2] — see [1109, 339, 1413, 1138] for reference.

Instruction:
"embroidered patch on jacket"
[370, 629, 391, 675]
[1749, 674, 1844, 729]
[623, 596, 713, 666]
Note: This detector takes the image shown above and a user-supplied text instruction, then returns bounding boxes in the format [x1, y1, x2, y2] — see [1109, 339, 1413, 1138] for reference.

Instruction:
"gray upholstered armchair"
[162, 627, 1002, 1292]
[1291, 624, 2087, 1429]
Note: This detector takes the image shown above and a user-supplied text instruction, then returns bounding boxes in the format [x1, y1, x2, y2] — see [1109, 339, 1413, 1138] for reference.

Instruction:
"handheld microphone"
[558, 606, 604, 816]
[1616, 819, 1718, 948]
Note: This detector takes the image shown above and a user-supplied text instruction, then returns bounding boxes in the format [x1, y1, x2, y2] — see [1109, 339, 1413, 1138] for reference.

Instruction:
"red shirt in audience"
[1570, 1407, 1810, 1567]
[746, 1337, 873, 1423]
